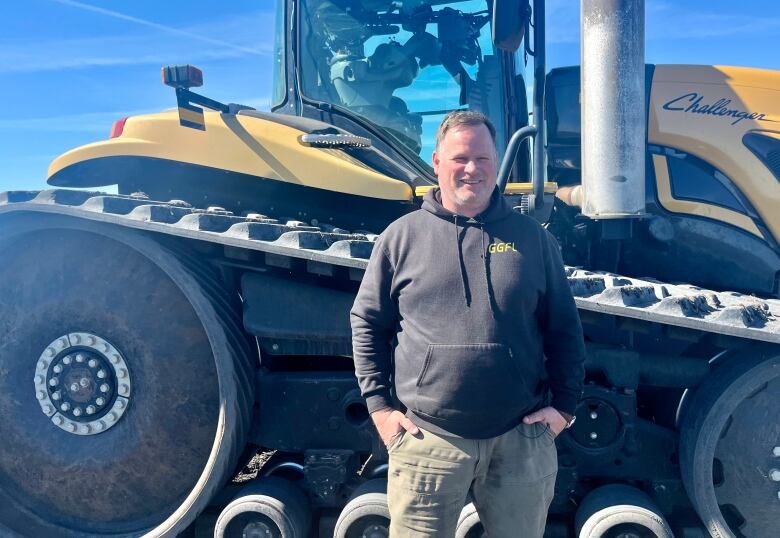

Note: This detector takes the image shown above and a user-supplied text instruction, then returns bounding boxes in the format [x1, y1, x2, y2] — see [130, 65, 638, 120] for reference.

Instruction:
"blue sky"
[1, 0, 778, 192]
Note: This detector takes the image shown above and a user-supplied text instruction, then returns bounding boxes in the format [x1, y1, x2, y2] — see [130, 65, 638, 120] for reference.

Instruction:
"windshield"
[299, 0, 509, 170]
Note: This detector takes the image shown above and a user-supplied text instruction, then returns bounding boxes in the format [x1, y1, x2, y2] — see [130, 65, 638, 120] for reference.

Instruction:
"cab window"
[666, 153, 748, 214]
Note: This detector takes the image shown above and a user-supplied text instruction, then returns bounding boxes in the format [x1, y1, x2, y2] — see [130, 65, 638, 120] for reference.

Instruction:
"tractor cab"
[273, 0, 530, 178]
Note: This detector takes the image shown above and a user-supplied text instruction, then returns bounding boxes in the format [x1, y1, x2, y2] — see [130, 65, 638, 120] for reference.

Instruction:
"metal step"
[2, 189, 778, 344]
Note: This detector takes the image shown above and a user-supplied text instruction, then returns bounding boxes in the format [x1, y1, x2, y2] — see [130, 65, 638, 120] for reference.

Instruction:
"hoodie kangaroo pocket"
[414, 343, 533, 424]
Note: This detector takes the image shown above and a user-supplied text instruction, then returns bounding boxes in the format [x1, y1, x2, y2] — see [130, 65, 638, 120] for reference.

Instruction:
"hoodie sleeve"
[538, 229, 586, 416]
[350, 239, 399, 414]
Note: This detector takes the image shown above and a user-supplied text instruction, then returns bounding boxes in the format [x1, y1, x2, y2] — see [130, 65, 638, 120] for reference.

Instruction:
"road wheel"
[334, 479, 390, 538]
[680, 346, 780, 538]
[0, 214, 254, 536]
[214, 477, 311, 538]
[575, 484, 673, 538]
[455, 502, 485, 538]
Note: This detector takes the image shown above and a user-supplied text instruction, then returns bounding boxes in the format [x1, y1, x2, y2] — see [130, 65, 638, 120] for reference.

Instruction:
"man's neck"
[440, 197, 489, 219]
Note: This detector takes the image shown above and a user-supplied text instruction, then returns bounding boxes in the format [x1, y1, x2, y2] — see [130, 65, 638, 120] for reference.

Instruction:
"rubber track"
[162, 246, 256, 537]
[1, 189, 778, 344]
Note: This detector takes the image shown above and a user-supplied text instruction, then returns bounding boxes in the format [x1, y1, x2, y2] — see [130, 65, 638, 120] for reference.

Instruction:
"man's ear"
[432, 151, 440, 175]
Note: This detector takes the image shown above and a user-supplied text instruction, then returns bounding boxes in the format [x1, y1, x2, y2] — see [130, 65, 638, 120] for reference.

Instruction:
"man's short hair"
[435, 110, 497, 151]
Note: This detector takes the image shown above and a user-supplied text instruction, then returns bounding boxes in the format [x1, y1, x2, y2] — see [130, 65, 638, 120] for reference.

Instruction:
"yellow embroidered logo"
[488, 242, 517, 254]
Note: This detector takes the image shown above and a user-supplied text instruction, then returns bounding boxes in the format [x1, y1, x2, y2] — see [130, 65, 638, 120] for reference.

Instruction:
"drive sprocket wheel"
[0, 214, 254, 537]
[680, 346, 780, 538]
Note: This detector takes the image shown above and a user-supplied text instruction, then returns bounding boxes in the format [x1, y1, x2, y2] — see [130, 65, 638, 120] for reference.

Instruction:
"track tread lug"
[176, 213, 246, 233]
[80, 195, 152, 215]
[127, 204, 192, 223]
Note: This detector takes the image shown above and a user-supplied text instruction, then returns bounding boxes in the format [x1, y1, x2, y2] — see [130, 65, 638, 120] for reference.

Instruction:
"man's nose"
[464, 159, 478, 173]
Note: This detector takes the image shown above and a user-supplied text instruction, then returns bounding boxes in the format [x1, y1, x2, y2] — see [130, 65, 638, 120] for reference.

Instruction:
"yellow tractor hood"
[47, 110, 415, 202]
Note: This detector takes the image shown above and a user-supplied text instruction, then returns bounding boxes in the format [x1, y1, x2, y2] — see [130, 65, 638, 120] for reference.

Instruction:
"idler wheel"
[455, 502, 485, 538]
[680, 347, 780, 538]
[575, 484, 673, 538]
[214, 477, 311, 538]
[334, 479, 390, 538]
[0, 216, 254, 536]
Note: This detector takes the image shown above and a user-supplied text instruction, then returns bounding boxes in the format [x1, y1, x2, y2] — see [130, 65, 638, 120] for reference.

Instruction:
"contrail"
[51, 0, 266, 56]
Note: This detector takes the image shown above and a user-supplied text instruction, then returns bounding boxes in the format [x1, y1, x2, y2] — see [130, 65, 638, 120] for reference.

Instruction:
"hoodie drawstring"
[481, 223, 497, 317]
[454, 215, 472, 306]
[455, 216, 497, 315]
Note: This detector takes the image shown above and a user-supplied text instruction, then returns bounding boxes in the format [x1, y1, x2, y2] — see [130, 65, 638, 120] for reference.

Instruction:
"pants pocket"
[516, 422, 557, 447]
[386, 430, 406, 453]
[543, 423, 557, 442]
[502, 423, 558, 482]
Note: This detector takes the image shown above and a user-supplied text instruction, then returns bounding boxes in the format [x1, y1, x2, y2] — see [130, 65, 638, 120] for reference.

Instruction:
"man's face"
[432, 124, 498, 217]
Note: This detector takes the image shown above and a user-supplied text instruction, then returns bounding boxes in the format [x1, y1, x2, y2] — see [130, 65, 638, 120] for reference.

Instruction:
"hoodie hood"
[421, 187, 514, 223]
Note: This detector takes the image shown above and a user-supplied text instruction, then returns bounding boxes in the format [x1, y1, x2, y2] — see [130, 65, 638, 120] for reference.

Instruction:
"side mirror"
[492, 0, 530, 52]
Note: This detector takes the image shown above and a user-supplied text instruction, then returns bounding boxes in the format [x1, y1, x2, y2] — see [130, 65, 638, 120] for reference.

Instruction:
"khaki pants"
[386, 422, 557, 538]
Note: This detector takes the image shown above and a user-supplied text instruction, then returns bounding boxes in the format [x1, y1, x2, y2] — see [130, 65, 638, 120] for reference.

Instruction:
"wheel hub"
[242, 520, 274, 538]
[33, 333, 131, 435]
[362, 523, 389, 538]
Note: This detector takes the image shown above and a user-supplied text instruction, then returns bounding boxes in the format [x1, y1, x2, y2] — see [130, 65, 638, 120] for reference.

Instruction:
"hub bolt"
[590, 411, 598, 420]
[51, 391, 61, 401]
[75, 354, 85, 363]
[86, 405, 96, 415]
[49, 378, 59, 387]
[97, 370, 107, 379]
[774, 447, 780, 458]
[60, 403, 71, 412]
[53, 364, 63, 374]
[770, 469, 780, 482]
[590, 432, 598, 440]
[35, 375, 44, 384]
[88, 359, 98, 368]
[73, 407, 82, 417]
[100, 383, 110, 393]
[63, 356, 72, 365]
[79, 377, 89, 388]
[95, 397, 106, 406]
[70, 383, 80, 392]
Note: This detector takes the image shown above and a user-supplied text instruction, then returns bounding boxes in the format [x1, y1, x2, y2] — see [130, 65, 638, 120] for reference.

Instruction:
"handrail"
[497, 125, 537, 192]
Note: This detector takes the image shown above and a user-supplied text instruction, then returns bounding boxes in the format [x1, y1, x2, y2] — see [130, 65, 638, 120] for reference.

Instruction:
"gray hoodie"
[350, 188, 585, 439]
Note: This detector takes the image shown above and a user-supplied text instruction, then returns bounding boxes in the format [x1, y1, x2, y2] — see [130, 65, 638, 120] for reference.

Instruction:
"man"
[350, 111, 585, 537]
